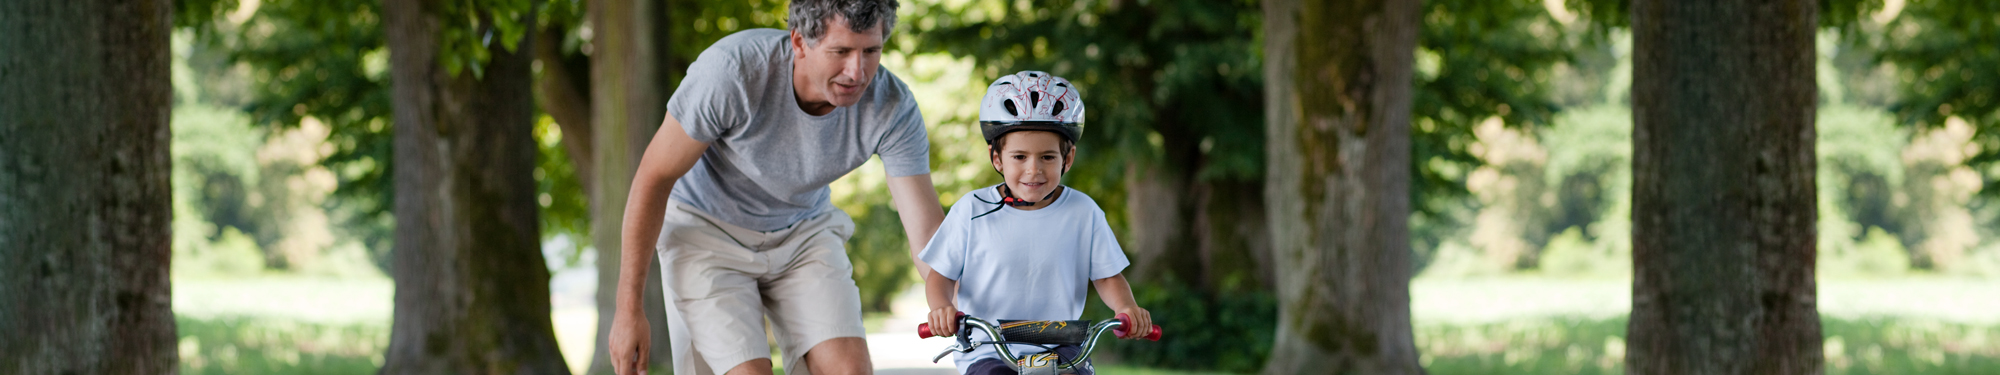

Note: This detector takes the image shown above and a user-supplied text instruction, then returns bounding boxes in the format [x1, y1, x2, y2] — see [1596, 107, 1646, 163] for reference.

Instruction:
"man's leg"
[802, 337, 872, 375]
[761, 209, 870, 375]
[657, 201, 786, 375]
[725, 358, 776, 375]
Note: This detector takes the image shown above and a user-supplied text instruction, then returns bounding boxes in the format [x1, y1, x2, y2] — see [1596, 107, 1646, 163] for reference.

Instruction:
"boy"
[920, 71, 1153, 375]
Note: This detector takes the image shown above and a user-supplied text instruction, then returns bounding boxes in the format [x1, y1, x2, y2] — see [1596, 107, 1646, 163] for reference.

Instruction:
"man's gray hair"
[789, 0, 899, 47]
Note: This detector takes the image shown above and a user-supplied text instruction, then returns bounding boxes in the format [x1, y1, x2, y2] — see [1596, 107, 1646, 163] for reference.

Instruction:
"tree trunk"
[1260, 0, 1424, 373]
[1123, 160, 1194, 282]
[582, 0, 671, 373]
[534, 25, 596, 190]
[378, 1, 570, 373]
[0, 1, 176, 373]
[1626, 0, 1822, 374]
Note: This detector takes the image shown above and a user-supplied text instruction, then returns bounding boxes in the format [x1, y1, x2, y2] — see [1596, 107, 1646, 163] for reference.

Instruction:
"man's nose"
[842, 55, 867, 82]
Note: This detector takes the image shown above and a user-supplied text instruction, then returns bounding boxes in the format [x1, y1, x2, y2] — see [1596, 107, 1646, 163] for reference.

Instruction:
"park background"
[132, 0, 1998, 374]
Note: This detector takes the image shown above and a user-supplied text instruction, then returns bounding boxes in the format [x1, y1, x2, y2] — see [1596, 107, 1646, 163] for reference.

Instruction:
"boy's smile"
[991, 130, 1074, 210]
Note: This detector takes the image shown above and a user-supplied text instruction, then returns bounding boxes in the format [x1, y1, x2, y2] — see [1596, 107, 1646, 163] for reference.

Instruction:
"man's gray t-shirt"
[667, 28, 930, 231]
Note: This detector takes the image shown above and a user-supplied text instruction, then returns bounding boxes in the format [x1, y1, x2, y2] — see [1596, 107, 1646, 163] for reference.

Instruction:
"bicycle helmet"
[978, 71, 1084, 144]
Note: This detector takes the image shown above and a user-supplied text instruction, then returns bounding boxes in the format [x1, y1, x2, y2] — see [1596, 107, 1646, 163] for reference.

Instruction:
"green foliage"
[533, 116, 591, 265]
[172, 0, 238, 29]
[1084, 278, 1276, 373]
[184, 0, 400, 270]
[1874, 0, 2000, 198]
[1822, 228, 1914, 278]
[1412, 0, 1572, 269]
[846, 202, 917, 313]
[670, 0, 790, 63]
[436, 0, 539, 78]
[906, 0, 1266, 207]
[179, 0, 604, 272]
[1559, 0, 1886, 40]
[1537, 227, 1629, 278]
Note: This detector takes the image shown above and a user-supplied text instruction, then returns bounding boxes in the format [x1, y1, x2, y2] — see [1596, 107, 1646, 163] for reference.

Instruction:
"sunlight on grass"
[169, 275, 1998, 374]
[176, 316, 386, 375]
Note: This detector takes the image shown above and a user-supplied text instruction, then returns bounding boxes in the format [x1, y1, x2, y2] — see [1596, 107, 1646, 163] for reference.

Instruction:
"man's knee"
[804, 337, 872, 375]
[725, 358, 775, 375]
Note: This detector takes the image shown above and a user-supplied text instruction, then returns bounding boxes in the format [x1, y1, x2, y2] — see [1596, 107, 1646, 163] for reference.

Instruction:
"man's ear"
[790, 30, 806, 56]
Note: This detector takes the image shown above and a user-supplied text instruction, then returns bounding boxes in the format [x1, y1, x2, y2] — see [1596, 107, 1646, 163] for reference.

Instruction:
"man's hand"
[609, 307, 652, 375]
[1115, 307, 1153, 340]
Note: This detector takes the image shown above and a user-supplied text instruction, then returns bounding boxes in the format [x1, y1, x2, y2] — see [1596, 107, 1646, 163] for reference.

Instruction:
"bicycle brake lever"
[932, 344, 964, 363]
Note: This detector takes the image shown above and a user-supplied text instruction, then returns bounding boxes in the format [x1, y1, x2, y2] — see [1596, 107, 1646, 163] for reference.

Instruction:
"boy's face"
[990, 131, 1074, 203]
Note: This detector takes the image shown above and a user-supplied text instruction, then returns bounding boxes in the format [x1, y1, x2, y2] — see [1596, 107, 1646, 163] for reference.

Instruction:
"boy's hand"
[928, 304, 961, 337]
[1116, 307, 1152, 340]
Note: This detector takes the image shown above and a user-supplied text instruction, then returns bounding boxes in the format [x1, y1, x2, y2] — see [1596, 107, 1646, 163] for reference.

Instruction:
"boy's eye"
[1041, 155, 1056, 161]
[1012, 155, 1027, 160]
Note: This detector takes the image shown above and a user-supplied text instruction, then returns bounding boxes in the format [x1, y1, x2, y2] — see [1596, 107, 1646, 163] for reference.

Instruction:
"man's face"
[792, 15, 884, 109]
[990, 131, 1073, 203]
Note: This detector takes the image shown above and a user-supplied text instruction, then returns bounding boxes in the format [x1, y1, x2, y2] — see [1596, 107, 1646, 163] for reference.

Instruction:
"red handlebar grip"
[918, 312, 966, 339]
[1111, 313, 1165, 341]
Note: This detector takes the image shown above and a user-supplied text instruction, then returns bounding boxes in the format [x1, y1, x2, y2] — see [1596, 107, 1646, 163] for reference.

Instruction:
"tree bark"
[1261, 0, 1424, 373]
[1626, 0, 1822, 374]
[378, 1, 570, 373]
[0, 0, 176, 373]
[581, 0, 671, 373]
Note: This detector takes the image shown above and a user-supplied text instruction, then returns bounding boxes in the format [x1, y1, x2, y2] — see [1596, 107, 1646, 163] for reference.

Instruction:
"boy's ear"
[990, 147, 1003, 171]
[1063, 144, 1077, 173]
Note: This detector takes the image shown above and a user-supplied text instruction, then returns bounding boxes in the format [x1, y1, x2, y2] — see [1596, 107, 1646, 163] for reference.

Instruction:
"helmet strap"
[996, 184, 1059, 207]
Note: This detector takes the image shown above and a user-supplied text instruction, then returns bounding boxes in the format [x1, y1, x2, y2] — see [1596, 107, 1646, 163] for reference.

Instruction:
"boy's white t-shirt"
[919, 184, 1130, 372]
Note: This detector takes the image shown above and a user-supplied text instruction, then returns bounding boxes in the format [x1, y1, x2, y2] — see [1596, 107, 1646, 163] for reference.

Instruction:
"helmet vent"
[1052, 101, 1066, 117]
[1003, 100, 1019, 117]
[1030, 92, 1041, 107]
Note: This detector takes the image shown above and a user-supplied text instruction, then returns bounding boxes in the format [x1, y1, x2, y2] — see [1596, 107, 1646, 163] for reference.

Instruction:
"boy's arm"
[1092, 274, 1153, 340]
[924, 269, 961, 337]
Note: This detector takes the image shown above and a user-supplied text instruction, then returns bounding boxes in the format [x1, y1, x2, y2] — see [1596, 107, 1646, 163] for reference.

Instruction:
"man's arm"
[610, 112, 709, 375]
[886, 174, 945, 278]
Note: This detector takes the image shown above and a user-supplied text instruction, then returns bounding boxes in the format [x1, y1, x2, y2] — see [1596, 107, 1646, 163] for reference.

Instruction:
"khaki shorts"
[656, 200, 866, 375]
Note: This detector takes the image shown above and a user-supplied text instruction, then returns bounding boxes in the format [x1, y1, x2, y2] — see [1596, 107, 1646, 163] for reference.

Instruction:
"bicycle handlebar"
[917, 313, 1163, 369]
[918, 313, 1161, 341]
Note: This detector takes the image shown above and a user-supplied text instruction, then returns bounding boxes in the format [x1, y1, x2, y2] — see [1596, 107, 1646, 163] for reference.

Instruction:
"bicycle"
[917, 313, 1164, 375]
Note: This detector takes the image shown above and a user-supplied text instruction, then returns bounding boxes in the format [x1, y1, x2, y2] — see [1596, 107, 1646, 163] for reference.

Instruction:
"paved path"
[867, 283, 957, 374]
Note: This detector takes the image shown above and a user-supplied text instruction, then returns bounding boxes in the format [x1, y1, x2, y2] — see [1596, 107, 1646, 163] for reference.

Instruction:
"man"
[607, 0, 943, 375]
